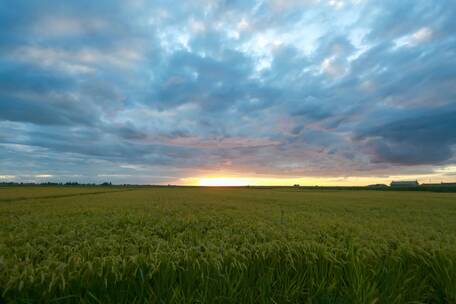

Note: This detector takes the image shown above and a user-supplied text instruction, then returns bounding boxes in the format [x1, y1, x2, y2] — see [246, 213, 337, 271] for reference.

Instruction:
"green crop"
[1, 187, 455, 303]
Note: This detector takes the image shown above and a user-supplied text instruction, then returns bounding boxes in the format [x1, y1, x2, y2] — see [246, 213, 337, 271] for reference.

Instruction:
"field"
[1, 186, 456, 303]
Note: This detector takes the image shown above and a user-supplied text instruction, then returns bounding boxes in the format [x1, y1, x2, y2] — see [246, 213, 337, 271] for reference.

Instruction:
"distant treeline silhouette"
[0, 182, 114, 186]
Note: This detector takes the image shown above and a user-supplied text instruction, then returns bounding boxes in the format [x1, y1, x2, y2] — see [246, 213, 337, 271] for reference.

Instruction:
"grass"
[1, 186, 455, 303]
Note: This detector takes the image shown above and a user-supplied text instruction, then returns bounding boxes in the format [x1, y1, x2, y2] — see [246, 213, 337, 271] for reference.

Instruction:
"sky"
[1, 0, 455, 186]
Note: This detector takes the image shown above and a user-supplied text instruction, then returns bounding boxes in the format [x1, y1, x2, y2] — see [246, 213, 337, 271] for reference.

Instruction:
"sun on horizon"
[198, 177, 252, 186]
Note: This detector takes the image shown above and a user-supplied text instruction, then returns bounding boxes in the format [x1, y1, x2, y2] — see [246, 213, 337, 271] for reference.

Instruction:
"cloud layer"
[1, 0, 455, 184]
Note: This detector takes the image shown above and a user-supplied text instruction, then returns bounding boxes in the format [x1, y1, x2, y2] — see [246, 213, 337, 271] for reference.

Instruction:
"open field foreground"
[1, 187, 456, 303]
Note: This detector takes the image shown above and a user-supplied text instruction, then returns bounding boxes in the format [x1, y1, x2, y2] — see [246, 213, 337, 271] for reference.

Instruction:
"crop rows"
[1, 187, 455, 303]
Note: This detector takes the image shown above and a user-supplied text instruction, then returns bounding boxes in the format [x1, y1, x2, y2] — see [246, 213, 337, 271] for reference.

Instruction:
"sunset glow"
[198, 177, 251, 186]
[185, 170, 456, 187]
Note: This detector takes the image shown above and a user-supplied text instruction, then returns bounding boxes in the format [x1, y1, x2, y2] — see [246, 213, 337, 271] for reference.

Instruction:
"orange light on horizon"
[179, 172, 456, 187]
[198, 177, 251, 186]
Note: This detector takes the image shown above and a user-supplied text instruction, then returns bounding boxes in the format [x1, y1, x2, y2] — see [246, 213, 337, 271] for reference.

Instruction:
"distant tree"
[65, 182, 79, 186]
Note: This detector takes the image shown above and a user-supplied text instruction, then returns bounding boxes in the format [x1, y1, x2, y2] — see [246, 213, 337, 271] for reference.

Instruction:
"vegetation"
[1, 187, 455, 303]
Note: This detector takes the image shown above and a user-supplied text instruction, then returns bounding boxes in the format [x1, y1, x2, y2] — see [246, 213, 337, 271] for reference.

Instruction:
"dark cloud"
[356, 106, 456, 165]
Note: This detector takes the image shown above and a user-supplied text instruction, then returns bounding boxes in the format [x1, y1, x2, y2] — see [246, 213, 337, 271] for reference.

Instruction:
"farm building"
[390, 180, 419, 187]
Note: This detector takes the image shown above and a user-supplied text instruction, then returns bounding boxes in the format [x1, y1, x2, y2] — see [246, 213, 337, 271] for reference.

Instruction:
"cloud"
[356, 106, 456, 165]
[411, 27, 433, 43]
[0, 0, 455, 183]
